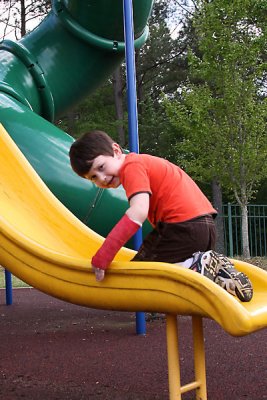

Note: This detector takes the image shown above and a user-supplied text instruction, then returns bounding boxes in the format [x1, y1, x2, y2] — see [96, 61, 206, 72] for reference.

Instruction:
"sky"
[0, 1, 46, 41]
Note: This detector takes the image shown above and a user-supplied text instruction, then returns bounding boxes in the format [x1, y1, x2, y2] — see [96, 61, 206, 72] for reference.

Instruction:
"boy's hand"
[92, 266, 105, 282]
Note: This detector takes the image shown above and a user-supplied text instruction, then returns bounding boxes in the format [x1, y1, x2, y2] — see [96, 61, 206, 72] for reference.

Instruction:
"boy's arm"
[126, 192, 150, 225]
[91, 193, 149, 281]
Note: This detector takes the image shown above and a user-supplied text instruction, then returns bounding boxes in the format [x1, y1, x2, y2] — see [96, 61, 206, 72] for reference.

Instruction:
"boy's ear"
[112, 142, 122, 157]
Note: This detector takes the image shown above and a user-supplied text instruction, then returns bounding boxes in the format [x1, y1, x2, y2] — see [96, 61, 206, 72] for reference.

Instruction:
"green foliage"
[73, 83, 121, 140]
[56, 82, 125, 142]
[164, 85, 221, 179]
[165, 0, 267, 205]
[0, 268, 29, 288]
[138, 97, 176, 160]
[135, 0, 190, 157]
[62, 0, 188, 157]
[136, 1, 188, 102]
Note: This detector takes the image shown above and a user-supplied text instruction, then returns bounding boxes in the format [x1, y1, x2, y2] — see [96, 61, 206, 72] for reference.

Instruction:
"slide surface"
[1, 124, 267, 337]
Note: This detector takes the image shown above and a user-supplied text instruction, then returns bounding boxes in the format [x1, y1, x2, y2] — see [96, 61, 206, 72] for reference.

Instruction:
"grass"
[236, 256, 267, 271]
[0, 267, 30, 288]
[1, 257, 267, 289]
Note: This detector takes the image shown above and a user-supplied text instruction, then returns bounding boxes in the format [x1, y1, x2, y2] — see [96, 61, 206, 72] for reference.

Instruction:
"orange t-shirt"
[119, 153, 216, 227]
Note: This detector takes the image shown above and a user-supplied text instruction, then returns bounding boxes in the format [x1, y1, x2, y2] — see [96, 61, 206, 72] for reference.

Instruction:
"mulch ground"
[0, 288, 266, 400]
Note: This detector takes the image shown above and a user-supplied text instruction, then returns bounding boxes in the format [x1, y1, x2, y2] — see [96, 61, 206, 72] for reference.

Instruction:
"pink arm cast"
[91, 214, 141, 270]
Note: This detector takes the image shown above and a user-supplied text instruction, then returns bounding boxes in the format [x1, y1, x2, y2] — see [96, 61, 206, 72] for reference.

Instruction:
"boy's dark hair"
[69, 130, 115, 177]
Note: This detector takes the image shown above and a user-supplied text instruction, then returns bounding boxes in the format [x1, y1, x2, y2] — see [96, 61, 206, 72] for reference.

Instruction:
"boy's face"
[84, 143, 124, 189]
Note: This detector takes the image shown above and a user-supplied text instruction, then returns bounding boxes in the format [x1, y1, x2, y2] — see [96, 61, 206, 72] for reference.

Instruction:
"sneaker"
[214, 255, 253, 302]
[190, 250, 221, 281]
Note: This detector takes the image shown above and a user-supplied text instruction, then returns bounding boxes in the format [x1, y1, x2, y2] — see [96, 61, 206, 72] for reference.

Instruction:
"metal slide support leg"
[166, 314, 182, 400]
[192, 316, 207, 400]
[166, 314, 208, 400]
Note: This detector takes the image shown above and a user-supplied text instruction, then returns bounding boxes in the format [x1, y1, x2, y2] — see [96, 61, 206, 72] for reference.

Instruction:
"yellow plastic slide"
[1, 124, 267, 337]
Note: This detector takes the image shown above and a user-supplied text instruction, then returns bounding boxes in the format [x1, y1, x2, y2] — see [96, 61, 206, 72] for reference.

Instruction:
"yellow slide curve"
[1, 124, 267, 337]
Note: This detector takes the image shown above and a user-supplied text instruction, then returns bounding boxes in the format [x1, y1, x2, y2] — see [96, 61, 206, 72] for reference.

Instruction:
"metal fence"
[223, 204, 267, 257]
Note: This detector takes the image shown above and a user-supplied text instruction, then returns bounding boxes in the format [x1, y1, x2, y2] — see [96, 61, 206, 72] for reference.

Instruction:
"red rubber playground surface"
[0, 288, 266, 400]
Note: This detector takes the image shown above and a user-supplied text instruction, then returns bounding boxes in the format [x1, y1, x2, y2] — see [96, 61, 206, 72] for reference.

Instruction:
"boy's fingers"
[94, 268, 105, 282]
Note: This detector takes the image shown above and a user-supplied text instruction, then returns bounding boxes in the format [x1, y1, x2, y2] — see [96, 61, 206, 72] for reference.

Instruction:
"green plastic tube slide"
[0, 0, 153, 239]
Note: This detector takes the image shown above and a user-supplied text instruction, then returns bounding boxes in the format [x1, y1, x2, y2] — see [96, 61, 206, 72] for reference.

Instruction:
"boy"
[69, 130, 253, 302]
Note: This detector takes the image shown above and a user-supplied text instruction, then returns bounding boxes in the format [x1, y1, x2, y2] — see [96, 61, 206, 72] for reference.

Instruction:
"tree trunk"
[20, 0, 26, 37]
[211, 179, 225, 254]
[135, 50, 143, 114]
[112, 67, 125, 147]
[241, 203, 250, 258]
[65, 110, 76, 137]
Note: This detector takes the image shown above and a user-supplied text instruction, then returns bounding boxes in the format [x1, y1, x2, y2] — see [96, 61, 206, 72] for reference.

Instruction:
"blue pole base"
[135, 311, 146, 335]
[5, 269, 13, 305]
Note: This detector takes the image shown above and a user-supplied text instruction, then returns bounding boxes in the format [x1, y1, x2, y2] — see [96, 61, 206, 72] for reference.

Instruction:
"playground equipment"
[1, 123, 267, 399]
[0, 1, 267, 399]
[0, 0, 152, 237]
[0, 0, 152, 329]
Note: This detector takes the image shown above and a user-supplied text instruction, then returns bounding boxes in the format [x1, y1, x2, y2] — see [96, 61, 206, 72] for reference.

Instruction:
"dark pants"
[132, 215, 216, 263]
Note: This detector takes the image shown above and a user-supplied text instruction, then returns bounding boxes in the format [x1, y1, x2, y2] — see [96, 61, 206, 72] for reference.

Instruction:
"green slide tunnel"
[0, 0, 153, 238]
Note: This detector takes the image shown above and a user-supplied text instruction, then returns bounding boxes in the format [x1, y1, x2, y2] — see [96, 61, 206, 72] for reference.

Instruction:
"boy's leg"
[131, 226, 160, 262]
[189, 251, 253, 302]
[131, 217, 252, 302]
[132, 215, 216, 263]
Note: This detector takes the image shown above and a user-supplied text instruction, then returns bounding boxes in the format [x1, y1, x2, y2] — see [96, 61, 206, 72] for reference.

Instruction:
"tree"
[57, 81, 123, 142]
[165, 0, 267, 257]
[57, 0, 190, 154]
[0, 0, 51, 40]
[133, 0, 192, 158]
[112, 66, 126, 147]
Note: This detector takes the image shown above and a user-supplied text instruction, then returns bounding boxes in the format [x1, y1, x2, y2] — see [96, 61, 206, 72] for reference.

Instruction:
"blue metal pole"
[5, 269, 13, 305]
[123, 0, 146, 335]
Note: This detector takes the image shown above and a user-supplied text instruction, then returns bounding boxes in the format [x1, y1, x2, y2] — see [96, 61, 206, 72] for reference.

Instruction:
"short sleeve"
[120, 158, 152, 200]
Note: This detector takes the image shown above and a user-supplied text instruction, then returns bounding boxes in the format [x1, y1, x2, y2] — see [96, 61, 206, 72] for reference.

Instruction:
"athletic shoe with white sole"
[190, 250, 221, 281]
[214, 254, 253, 302]
[190, 251, 253, 302]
